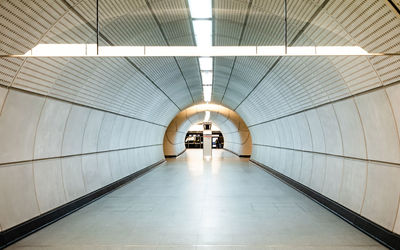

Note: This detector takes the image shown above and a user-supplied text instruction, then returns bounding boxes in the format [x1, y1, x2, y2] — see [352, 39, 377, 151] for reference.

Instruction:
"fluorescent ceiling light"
[203, 85, 212, 102]
[13, 45, 379, 57]
[257, 46, 286, 55]
[193, 20, 212, 47]
[315, 46, 369, 55]
[201, 71, 213, 85]
[188, 0, 212, 19]
[199, 57, 213, 70]
[204, 111, 210, 122]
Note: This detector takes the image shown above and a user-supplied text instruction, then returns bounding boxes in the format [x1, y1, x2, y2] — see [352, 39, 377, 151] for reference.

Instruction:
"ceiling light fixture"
[199, 57, 213, 70]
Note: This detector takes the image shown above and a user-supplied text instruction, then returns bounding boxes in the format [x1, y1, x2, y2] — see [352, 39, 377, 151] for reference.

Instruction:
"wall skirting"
[164, 148, 186, 158]
[0, 160, 165, 249]
[250, 159, 400, 250]
[222, 148, 251, 158]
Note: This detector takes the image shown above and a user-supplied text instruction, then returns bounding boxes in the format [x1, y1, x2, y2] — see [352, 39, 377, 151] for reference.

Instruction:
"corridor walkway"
[8, 150, 383, 249]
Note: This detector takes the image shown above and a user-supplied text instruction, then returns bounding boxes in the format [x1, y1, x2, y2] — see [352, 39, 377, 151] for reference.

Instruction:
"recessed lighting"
[203, 85, 212, 102]
[188, 0, 212, 19]
[193, 20, 212, 47]
[201, 71, 213, 85]
[199, 57, 213, 70]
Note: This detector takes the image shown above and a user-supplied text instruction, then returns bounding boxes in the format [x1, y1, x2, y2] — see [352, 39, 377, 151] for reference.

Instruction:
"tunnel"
[0, 0, 400, 249]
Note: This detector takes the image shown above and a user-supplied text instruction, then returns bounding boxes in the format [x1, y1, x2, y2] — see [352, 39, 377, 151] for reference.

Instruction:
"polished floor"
[8, 149, 384, 250]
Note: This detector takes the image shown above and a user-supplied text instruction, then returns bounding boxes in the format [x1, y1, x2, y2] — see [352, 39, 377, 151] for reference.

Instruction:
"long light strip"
[8, 45, 388, 58]
[189, 0, 213, 103]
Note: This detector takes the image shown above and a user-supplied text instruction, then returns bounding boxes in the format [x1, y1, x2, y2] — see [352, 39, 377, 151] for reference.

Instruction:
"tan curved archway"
[163, 104, 252, 157]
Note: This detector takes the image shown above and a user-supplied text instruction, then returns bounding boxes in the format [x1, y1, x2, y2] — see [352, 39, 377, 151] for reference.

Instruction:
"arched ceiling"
[0, 0, 399, 127]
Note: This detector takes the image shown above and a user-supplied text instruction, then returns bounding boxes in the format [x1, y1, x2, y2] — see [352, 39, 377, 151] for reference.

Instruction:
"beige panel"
[61, 156, 86, 202]
[34, 99, 71, 159]
[317, 105, 343, 155]
[361, 162, 400, 230]
[62, 105, 91, 156]
[0, 162, 39, 230]
[305, 109, 326, 153]
[356, 90, 400, 164]
[97, 113, 117, 151]
[289, 151, 302, 181]
[294, 113, 313, 151]
[322, 156, 343, 201]
[82, 110, 105, 153]
[310, 154, 326, 192]
[0, 90, 45, 163]
[0, 86, 7, 112]
[33, 159, 66, 213]
[333, 98, 366, 158]
[339, 158, 367, 213]
[386, 84, 400, 142]
[299, 152, 313, 186]
[82, 154, 100, 193]
[395, 207, 400, 234]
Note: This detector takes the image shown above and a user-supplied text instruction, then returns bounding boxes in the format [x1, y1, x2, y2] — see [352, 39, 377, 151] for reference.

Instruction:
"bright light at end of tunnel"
[204, 111, 210, 122]
[188, 0, 212, 19]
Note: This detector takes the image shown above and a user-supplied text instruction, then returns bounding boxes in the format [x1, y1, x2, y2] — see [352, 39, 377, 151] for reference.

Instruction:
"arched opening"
[163, 104, 252, 158]
[184, 122, 224, 149]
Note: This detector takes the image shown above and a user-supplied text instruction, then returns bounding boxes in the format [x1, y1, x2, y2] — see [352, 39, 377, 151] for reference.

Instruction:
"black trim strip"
[252, 143, 400, 167]
[234, 0, 331, 111]
[220, 0, 253, 103]
[387, 0, 400, 15]
[4, 86, 167, 128]
[0, 160, 165, 249]
[144, 0, 195, 104]
[61, 0, 181, 111]
[247, 79, 400, 128]
[222, 148, 251, 158]
[165, 149, 186, 158]
[0, 144, 162, 167]
[250, 159, 400, 250]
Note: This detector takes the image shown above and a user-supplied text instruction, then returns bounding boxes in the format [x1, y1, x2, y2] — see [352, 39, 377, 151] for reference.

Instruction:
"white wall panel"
[34, 99, 71, 159]
[322, 156, 343, 201]
[386, 84, 400, 140]
[82, 110, 105, 154]
[317, 105, 343, 155]
[361, 162, 400, 230]
[333, 99, 366, 158]
[310, 154, 326, 192]
[97, 113, 117, 151]
[356, 90, 400, 164]
[339, 159, 367, 213]
[0, 90, 44, 163]
[33, 159, 66, 213]
[62, 105, 91, 156]
[0, 162, 39, 230]
[305, 110, 325, 153]
[61, 156, 86, 202]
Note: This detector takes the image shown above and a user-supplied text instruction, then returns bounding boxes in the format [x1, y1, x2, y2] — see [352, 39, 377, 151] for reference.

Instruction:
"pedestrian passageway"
[7, 150, 383, 250]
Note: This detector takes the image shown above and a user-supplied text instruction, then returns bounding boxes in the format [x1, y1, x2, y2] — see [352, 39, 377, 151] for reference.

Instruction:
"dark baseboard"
[0, 159, 165, 249]
[222, 148, 251, 158]
[164, 149, 186, 158]
[250, 159, 400, 250]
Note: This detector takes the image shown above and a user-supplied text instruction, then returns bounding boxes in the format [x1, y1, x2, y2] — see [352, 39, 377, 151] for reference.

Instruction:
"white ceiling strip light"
[188, 0, 213, 103]
[11, 45, 383, 58]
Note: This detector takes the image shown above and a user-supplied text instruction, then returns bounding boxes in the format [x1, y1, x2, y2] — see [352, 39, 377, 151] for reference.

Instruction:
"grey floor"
[8, 149, 385, 250]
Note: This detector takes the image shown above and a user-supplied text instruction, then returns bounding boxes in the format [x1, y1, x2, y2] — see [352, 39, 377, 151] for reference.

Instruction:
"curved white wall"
[164, 105, 252, 157]
[0, 87, 165, 231]
[0, 0, 399, 240]
[250, 85, 400, 234]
